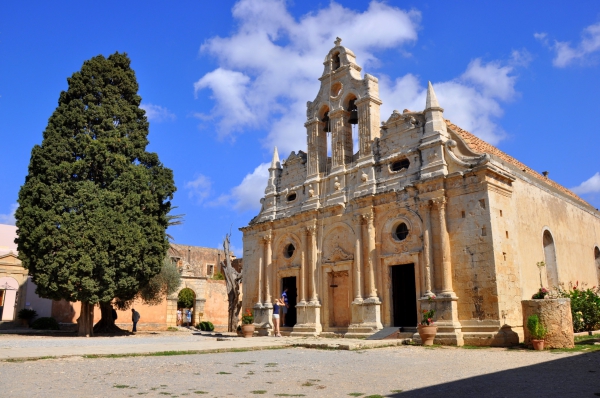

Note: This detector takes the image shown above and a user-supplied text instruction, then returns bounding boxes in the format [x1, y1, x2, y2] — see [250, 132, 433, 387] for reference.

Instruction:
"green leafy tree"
[15, 52, 175, 336]
[178, 288, 195, 309]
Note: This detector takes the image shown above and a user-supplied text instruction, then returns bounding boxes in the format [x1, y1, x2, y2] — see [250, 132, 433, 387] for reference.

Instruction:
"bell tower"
[303, 38, 382, 210]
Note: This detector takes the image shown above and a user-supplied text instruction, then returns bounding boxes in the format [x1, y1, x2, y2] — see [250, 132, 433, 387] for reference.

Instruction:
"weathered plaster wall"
[202, 279, 229, 331]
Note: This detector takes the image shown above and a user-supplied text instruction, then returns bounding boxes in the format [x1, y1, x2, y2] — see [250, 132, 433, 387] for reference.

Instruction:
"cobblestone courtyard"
[0, 333, 598, 397]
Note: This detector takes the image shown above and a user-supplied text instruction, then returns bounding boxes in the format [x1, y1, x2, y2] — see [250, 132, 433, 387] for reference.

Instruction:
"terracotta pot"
[531, 339, 545, 350]
[241, 324, 255, 338]
[417, 324, 437, 346]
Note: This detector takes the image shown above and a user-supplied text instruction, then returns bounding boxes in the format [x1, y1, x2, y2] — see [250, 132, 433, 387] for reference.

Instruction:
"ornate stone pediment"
[324, 245, 354, 263]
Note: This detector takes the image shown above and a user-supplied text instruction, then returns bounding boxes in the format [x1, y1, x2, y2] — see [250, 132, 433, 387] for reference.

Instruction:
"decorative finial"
[334, 37, 342, 46]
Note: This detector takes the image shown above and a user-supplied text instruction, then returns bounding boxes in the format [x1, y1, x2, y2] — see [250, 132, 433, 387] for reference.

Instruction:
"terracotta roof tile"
[445, 120, 588, 206]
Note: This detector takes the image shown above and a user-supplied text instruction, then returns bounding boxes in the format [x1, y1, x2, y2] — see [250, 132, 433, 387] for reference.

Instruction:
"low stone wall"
[521, 298, 574, 348]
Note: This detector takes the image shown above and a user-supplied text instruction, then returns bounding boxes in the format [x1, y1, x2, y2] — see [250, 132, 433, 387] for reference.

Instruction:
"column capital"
[304, 225, 317, 236]
[261, 234, 273, 243]
[431, 196, 447, 209]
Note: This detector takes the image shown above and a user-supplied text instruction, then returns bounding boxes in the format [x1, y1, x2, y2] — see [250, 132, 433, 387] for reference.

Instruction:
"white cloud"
[210, 163, 270, 212]
[380, 58, 519, 145]
[185, 174, 212, 204]
[194, 0, 421, 152]
[0, 203, 17, 225]
[140, 103, 176, 122]
[535, 22, 600, 67]
[571, 172, 600, 195]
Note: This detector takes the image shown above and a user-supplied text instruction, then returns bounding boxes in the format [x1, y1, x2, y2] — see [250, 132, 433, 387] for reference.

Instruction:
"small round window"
[391, 159, 410, 172]
[394, 223, 409, 241]
[287, 193, 297, 202]
[284, 243, 295, 258]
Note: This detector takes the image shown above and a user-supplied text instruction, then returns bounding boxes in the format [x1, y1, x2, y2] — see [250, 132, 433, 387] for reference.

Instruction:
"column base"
[253, 303, 274, 336]
[291, 301, 322, 336]
[346, 298, 383, 338]
[417, 295, 463, 346]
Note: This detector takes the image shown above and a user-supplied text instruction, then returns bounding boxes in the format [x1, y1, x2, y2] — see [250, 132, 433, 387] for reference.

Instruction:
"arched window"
[284, 243, 295, 259]
[543, 230, 558, 288]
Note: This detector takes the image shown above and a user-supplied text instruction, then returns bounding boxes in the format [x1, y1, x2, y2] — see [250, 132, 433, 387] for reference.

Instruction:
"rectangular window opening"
[479, 199, 486, 209]
[461, 211, 466, 218]
[500, 210, 503, 217]
[505, 231, 509, 239]
[481, 226, 487, 236]
[207, 264, 214, 276]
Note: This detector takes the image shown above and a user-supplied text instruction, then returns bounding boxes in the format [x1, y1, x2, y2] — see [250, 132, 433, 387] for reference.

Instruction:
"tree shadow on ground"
[388, 349, 600, 397]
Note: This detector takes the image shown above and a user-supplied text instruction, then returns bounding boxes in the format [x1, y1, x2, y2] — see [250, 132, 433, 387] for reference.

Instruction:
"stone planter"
[417, 325, 437, 346]
[522, 299, 574, 348]
[531, 339, 545, 351]
[241, 324, 255, 338]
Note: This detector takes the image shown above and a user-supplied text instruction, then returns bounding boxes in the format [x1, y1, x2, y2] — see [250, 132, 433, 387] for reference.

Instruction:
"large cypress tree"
[15, 52, 176, 336]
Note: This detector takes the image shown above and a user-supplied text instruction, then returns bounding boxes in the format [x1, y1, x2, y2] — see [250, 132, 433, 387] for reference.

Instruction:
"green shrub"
[557, 283, 600, 332]
[526, 315, 547, 340]
[196, 321, 215, 332]
[17, 308, 37, 320]
[212, 272, 225, 281]
[177, 288, 195, 309]
[31, 317, 60, 330]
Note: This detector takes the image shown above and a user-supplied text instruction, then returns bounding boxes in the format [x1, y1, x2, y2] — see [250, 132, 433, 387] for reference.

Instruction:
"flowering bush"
[420, 295, 436, 326]
[557, 282, 600, 333]
[241, 309, 254, 325]
[532, 287, 549, 299]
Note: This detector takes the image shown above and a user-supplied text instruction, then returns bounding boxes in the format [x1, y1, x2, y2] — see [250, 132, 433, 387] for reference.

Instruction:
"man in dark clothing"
[131, 308, 140, 333]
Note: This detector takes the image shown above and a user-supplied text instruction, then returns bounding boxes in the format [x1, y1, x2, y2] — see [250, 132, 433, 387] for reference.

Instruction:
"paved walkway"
[0, 329, 403, 360]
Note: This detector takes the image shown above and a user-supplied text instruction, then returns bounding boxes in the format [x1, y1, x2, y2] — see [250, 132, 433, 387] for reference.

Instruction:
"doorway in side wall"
[281, 277, 297, 327]
[391, 264, 418, 327]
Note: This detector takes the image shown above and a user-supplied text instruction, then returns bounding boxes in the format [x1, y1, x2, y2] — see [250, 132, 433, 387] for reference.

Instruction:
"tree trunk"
[77, 301, 95, 337]
[93, 302, 125, 333]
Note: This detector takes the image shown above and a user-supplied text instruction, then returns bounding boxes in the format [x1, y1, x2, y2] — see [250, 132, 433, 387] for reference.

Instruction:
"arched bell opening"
[344, 94, 358, 161]
[332, 51, 341, 71]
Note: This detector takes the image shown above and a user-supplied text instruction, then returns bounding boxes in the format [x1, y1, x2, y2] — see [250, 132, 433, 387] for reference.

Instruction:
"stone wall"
[202, 279, 230, 331]
[522, 298, 574, 348]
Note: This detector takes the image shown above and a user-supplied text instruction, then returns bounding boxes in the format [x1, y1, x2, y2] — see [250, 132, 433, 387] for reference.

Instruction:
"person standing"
[272, 298, 283, 337]
[186, 309, 192, 327]
[177, 309, 182, 326]
[281, 288, 289, 327]
[131, 308, 140, 333]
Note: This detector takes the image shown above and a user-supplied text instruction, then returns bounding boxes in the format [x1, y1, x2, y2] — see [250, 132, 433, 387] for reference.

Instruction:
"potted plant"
[241, 309, 255, 338]
[417, 296, 437, 346]
[531, 287, 549, 299]
[17, 308, 37, 327]
[527, 314, 548, 350]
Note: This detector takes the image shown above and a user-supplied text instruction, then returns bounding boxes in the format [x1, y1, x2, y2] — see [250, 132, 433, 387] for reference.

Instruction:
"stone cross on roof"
[334, 37, 342, 46]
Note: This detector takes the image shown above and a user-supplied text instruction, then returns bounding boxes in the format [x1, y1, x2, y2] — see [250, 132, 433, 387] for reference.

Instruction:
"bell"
[348, 99, 358, 125]
[322, 112, 331, 133]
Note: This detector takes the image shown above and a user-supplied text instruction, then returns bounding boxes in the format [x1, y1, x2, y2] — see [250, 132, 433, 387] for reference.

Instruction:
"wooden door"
[330, 271, 350, 327]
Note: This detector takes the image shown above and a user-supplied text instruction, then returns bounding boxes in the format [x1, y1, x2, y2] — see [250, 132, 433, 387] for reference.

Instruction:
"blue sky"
[1, 1, 600, 254]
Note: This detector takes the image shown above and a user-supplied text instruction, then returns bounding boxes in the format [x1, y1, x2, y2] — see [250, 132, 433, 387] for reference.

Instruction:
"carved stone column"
[352, 214, 363, 301]
[264, 233, 273, 304]
[308, 225, 318, 303]
[432, 198, 454, 296]
[299, 229, 307, 304]
[291, 224, 322, 336]
[364, 210, 377, 298]
[420, 200, 434, 297]
[257, 239, 263, 305]
[415, 197, 462, 346]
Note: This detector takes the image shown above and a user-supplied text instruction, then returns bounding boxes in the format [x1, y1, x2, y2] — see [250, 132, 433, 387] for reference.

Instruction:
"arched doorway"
[0, 277, 19, 321]
[178, 288, 196, 327]
[543, 230, 558, 288]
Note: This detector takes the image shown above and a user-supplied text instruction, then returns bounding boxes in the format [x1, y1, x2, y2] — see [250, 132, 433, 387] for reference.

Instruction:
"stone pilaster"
[256, 234, 274, 336]
[420, 200, 434, 297]
[299, 228, 307, 304]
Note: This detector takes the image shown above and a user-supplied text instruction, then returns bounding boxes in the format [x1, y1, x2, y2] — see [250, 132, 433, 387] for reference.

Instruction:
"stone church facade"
[241, 39, 600, 345]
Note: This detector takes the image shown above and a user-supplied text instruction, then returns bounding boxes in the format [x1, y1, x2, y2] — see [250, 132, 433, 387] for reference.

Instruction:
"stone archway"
[543, 230, 558, 289]
[178, 288, 196, 326]
[0, 277, 19, 321]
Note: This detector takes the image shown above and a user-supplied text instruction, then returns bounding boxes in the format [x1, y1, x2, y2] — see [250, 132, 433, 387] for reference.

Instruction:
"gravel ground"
[1, 345, 599, 397]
